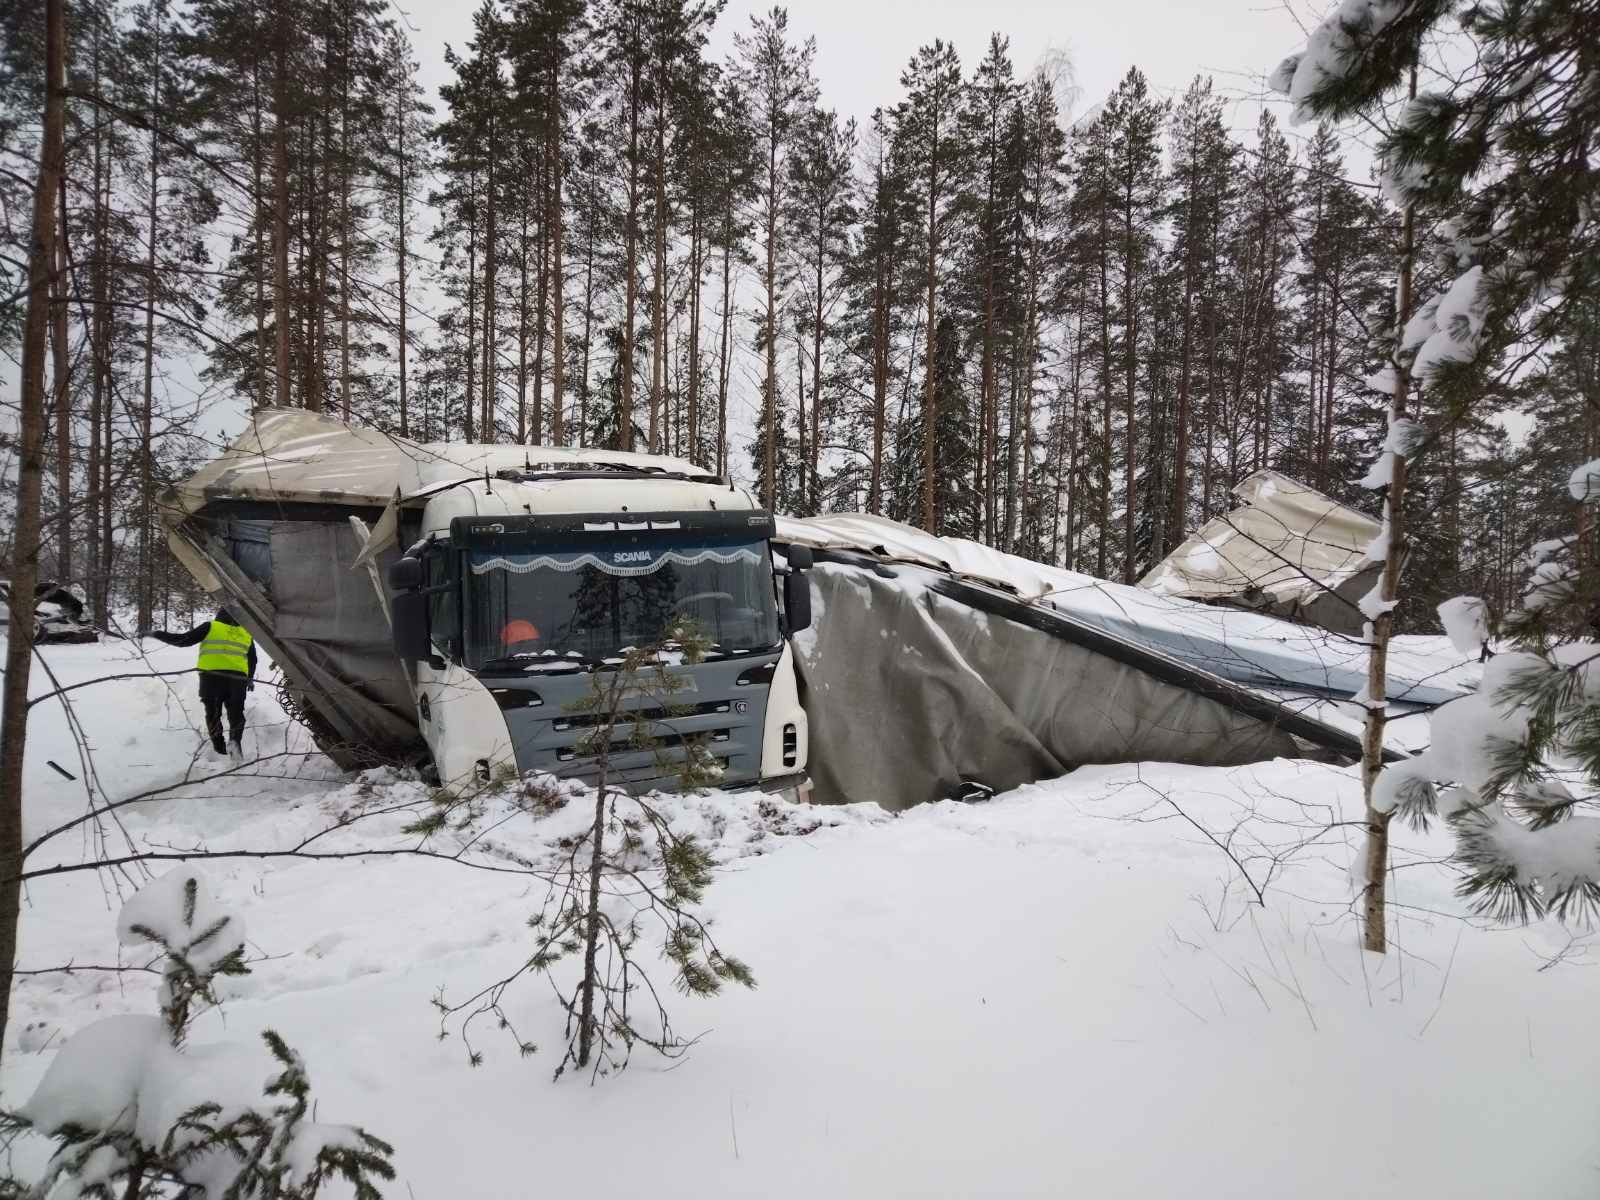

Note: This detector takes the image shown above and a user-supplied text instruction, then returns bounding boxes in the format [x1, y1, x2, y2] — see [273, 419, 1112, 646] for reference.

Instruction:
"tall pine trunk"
[1360, 71, 1420, 956]
[533, 162, 549, 444]
[762, 135, 778, 507]
[252, 36, 269, 412]
[809, 214, 824, 514]
[464, 165, 478, 441]
[136, 6, 163, 630]
[273, 5, 293, 410]
[516, 200, 531, 444]
[482, 120, 498, 442]
[88, 22, 107, 622]
[338, 14, 353, 420]
[1095, 189, 1113, 582]
[1, 0, 66, 1065]
[579, 214, 595, 446]
[52, 186, 71, 583]
[919, 124, 940, 534]
[620, 54, 642, 453]
[650, 90, 667, 454]
[1120, 168, 1139, 586]
[717, 239, 732, 477]
[687, 204, 702, 465]
[549, 59, 566, 445]
[868, 232, 889, 515]
[396, 79, 410, 438]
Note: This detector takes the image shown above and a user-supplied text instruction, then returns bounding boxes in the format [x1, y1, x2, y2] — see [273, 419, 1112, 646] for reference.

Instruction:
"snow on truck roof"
[165, 408, 716, 514]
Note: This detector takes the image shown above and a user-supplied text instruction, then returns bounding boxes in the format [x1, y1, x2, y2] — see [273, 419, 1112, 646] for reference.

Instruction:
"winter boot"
[228, 737, 244, 765]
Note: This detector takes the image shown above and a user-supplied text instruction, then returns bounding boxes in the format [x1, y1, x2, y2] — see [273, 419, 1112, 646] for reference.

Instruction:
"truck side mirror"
[783, 569, 812, 634]
[391, 590, 432, 662]
[388, 555, 424, 591]
[786, 544, 814, 570]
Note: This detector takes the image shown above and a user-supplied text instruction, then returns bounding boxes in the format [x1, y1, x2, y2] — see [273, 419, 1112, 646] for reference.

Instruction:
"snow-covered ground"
[7, 638, 1599, 1197]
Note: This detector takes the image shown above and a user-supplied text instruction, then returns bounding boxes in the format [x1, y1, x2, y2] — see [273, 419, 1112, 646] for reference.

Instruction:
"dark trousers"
[199, 671, 248, 753]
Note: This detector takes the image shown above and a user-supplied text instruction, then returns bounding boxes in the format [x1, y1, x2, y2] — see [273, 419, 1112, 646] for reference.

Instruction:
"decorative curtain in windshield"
[465, 538, 779, 669]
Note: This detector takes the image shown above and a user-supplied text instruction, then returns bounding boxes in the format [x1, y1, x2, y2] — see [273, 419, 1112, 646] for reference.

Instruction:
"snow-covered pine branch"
[1373, 460, 1600, 922]
[4, 870, 395, 1198]
[1270, 0, 1600, 950]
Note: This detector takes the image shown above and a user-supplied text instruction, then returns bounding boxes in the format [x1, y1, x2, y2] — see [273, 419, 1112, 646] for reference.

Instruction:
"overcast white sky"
[397, 0, 1344, 157]
[364, 0, 1364, 471]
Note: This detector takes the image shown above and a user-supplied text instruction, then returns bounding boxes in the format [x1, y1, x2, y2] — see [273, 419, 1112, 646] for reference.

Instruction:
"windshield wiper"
[477, 649, 601, 674]
[699, 643, 783, 662]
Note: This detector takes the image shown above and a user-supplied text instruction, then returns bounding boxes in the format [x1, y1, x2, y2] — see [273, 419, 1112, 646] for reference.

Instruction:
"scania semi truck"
[162, 409, 812, 795]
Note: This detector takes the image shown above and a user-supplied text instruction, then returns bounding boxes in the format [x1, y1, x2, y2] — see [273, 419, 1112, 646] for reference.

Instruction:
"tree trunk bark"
[533, 164, 549, 445]
[482, 118, 498, 442]
[1, 0, 66, 1066]
[88, 22, 107, 622]
[397, 80, 410, 439]
[137, 9, 162, 631]
[717, 239, 732, 477]
[549, 58, 566, 445]
[465, 165, 478, 442]
[920, 123, 939, 534]
[687, 205, 702, 466]
[338, 21, 352, 421]
[1120, 170, 1138, 586]
[868, 237, 888, 515]
[579, 215, 595, 447]
[575, 781, 609, 1069]
[273, 5, 292, 410]
[1361, 81, 1419, 955]
[621, 58, 642, 452]
[810, 236, 822, 516]
[516, 200, 531, 444]
[52, 184, 71, 584]
[762, 135, 778, 508]
[792, 329, 804, 503]
[650, 90, 667, 454]
[1096, 188, 1113, 582]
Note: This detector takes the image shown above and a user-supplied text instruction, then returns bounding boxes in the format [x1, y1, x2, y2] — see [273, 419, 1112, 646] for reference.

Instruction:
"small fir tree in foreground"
[3, 869, 395, 1198]
[434, 615, 754, 1081]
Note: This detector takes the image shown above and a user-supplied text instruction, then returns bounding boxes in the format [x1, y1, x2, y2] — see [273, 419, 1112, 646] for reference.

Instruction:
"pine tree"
[732, 6, 816, 509]
[1100, 67, 1166, 583]
[374, 26, 432, 439]
[1162, 76, 1232, 551]
[957, 36, 1020, 546]
[894, 39, 965, 532]
[1220, 110, 1297, 502]
[1009, 69, 1070, 561]
[841, 107, 910, 515]
[784, 105, 855, 514]
[1067, 110, 1117, 578]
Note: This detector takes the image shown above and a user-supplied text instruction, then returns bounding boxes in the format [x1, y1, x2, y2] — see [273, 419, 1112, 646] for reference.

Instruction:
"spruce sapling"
[2, 870, 395, 1198]
[434, 616, 755, 1081]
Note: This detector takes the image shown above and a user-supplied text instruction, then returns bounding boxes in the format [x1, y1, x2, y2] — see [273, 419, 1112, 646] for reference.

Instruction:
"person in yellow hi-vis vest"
[143, 607, 258, 762]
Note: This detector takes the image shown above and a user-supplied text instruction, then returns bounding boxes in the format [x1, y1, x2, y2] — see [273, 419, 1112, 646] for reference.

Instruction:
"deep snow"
[6, 637, 1599, 1198]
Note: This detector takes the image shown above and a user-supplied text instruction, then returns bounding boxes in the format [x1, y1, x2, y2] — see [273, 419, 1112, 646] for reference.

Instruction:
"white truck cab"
[383, 458, 812, 795]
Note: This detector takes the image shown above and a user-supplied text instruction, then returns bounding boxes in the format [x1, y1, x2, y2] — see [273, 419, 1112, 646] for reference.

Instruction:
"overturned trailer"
[775, 513, 1469, 809]
[164, 413, 1471, 810]
[1137, 471, 1383, 637]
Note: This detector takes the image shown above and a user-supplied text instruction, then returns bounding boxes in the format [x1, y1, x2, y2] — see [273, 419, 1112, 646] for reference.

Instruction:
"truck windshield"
[464, 535, 780, 671]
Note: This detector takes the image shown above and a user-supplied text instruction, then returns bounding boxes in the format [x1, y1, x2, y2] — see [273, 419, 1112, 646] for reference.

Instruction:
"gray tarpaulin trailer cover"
[162, 412, 1468, 808]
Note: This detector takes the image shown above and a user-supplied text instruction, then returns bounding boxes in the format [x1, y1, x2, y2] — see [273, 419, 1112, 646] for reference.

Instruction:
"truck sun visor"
[470, 546, 763, 578]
